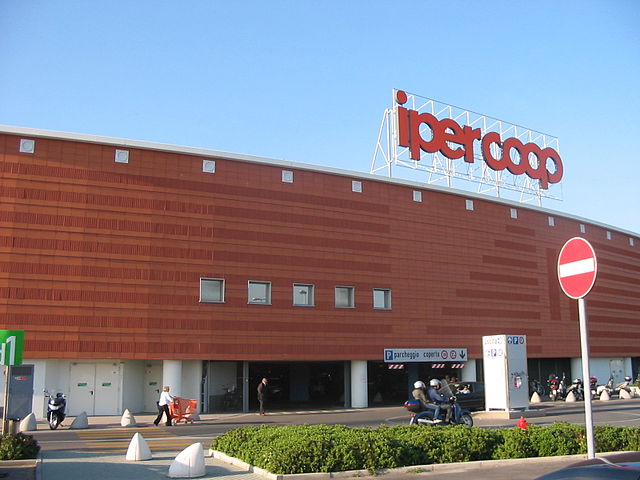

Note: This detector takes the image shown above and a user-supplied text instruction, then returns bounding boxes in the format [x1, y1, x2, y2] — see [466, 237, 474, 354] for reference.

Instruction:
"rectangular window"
[282, 170, 294, 183]
[630, 238, 635, 247]
[114, 149, 129, 164]
[580, 224, 586, 233]
[510, 208, 518, 219]
[293, 283, 314, 306]
[335, 286, 355, 308]
[548, 216, 555, 227]
[413, 190, 422, 202]
[606, 231, 612, 240]
[202, 160, 216, 173]
[248, 281, 271, 305]
[352, 180, 362, 193]
[200, 278, 224, 303]
[465, 199, 474, 211]
[373, 288, 391, 310]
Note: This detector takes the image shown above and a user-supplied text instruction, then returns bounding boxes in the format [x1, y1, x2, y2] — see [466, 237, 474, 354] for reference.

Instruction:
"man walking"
[257, 378, 268, 415]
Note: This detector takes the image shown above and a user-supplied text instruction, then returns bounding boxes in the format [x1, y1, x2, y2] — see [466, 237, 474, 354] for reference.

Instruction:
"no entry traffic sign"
[557, 237, 597, 299]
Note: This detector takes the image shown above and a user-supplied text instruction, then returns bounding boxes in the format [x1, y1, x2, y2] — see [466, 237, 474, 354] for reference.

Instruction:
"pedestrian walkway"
[39, 450, 266, 480]
[74, 425, 191, 452]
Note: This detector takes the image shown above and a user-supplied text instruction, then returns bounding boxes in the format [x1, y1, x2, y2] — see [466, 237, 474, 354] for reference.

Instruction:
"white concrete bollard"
[600, 390, 611, 401]
[126, 432, 152, 461]
[565, 391, 576, 402]
[70, 411, 89, 429]
[19, 413, 37, 432]
[530, 392, 542, 403]
[619, 389, 632, 399]
[168, 442, 206, 478]
[121, 409, 137, 427]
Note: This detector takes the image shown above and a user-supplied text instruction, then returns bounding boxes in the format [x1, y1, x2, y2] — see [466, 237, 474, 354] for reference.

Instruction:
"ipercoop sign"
[395, 90, 564, 190]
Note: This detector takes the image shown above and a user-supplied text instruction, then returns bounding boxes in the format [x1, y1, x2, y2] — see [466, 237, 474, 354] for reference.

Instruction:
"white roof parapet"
[1, 124, 637, 237]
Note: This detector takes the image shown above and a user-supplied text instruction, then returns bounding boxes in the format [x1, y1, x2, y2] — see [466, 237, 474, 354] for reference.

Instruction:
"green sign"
[0, 330, 24, 366]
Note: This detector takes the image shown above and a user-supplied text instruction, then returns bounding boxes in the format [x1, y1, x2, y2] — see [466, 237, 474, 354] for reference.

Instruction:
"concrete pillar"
[163, 360, 182, 397]
[181, 360, 202, 405]
[461, 360, 477, 382]
[350, 360, 368, 408]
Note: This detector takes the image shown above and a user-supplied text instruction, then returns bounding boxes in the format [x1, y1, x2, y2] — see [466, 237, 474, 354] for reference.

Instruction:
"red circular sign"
[557, 237, 597, 299]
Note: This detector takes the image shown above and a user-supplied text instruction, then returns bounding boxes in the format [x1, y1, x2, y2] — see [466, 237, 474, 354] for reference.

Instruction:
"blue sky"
[1, 1, 639, 234]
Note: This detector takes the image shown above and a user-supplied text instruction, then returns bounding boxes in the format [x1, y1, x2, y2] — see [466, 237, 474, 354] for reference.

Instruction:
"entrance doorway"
[68, 363, 121, 415]
[143, 362, 162, 413]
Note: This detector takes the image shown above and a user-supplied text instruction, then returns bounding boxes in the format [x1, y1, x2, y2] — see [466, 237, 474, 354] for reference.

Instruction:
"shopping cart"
[168, 397, 198, 424]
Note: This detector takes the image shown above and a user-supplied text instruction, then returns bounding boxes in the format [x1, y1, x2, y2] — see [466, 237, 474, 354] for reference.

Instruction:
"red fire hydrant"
[516, 416, 528, 430]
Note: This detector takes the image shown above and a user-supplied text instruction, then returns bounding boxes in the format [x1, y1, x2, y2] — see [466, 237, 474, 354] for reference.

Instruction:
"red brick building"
[0, 126, 638, 416]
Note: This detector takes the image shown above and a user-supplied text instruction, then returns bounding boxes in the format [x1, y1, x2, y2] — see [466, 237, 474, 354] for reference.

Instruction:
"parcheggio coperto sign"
[384, 348, 467, 363]
[394, 90, 563, 190]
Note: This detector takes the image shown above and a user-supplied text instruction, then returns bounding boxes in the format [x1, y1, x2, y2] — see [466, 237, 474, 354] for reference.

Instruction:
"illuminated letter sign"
[395, 90, 563, 189]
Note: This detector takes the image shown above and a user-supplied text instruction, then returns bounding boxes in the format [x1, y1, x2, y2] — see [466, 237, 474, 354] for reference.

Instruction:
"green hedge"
[210, 423, 640, 475]
[0, 433, 40, 460]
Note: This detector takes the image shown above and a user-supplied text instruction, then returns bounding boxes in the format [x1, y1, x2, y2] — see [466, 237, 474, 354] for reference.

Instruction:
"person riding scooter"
[411, 381, 441, 422]
[427, 379, 452, 424]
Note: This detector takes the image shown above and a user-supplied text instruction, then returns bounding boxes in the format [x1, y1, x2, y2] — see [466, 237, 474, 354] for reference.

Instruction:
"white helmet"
[429, 379, 441, 388]
[413, 380, 426, 389]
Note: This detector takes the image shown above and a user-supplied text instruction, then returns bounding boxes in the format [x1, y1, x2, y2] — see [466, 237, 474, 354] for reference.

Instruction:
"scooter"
[529, 379, 546, 398]
[548, 373, 567, 401]
[589, 377, 598, 400]
[565, 378, 584, 401]
[597, 376, 615, 397]
[404, 397, 473, 427]
[45, 391, 66, 429]
[614, 376, 633, 396]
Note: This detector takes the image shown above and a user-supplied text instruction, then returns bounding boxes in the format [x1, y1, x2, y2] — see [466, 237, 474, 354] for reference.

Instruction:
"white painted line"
[559, 258, 595, 278]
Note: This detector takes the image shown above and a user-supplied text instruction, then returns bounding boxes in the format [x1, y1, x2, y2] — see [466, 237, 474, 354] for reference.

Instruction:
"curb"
[210, 449, 603, 480]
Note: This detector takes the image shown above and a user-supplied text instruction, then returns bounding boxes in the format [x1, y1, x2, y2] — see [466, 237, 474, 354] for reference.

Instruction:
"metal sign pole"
[2, 365, 10, 435]
[578, 298, 595, 459]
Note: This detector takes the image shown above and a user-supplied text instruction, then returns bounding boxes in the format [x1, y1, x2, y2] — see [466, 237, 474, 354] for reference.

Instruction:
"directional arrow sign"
[558, 237, 597, 299]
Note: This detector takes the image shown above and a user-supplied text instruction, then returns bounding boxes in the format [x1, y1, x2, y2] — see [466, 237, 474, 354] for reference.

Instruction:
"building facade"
[0, 126, 638, 418]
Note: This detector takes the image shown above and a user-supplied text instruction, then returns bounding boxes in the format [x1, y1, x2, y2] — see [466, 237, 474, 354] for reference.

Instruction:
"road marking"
[84, 439, 206, 452]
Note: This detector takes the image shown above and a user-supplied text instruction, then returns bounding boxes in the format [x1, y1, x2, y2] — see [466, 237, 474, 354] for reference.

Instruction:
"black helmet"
[56, 392, 63, 398]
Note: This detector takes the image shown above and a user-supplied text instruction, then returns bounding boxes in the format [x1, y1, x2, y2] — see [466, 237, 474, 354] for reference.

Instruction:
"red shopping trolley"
[168, 397, 198, 424]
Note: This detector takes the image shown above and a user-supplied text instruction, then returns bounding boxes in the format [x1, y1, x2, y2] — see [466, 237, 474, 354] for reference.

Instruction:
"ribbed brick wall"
[0, 132, 638, 361]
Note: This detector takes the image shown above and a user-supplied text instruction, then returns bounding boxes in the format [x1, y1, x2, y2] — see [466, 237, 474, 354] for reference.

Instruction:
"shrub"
[0, 433, 40, 460]
[211, 422, 640, 475]
[622, 426, 640, 451]
[595, 425, 625, 452]
[438, 426, 497, 463]
[493, 427, 536, 459]
[528, 423, 586, 457]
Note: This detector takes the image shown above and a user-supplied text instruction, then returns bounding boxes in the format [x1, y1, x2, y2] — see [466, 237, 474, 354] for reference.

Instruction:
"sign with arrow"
[384, 348, 467, 363]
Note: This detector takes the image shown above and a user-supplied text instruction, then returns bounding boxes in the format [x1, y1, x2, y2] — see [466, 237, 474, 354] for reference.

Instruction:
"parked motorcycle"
[529, 379, 546, 398]
[565, 378, 584, 401]
[589, 377, 598, 400]
[404, 397, 473, 426]
[596, 376, 614, 397]
[614, 376, 633, 396]
[548, 373, 567, 401]
[45, 391, 66, 429]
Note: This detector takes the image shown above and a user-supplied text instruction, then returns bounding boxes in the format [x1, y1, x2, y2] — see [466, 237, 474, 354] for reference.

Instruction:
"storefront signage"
[394, 90, 563, 190]
[384, 348, 467, 363]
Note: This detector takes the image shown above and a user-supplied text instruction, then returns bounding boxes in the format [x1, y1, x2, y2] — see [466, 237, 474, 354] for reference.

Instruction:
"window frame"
[199, 277, 225, 303]
[373, 288, 392, 310]
[293, 283, 315, 307]
[248, 280, 272, 305]
[335, 286, 355, 308]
